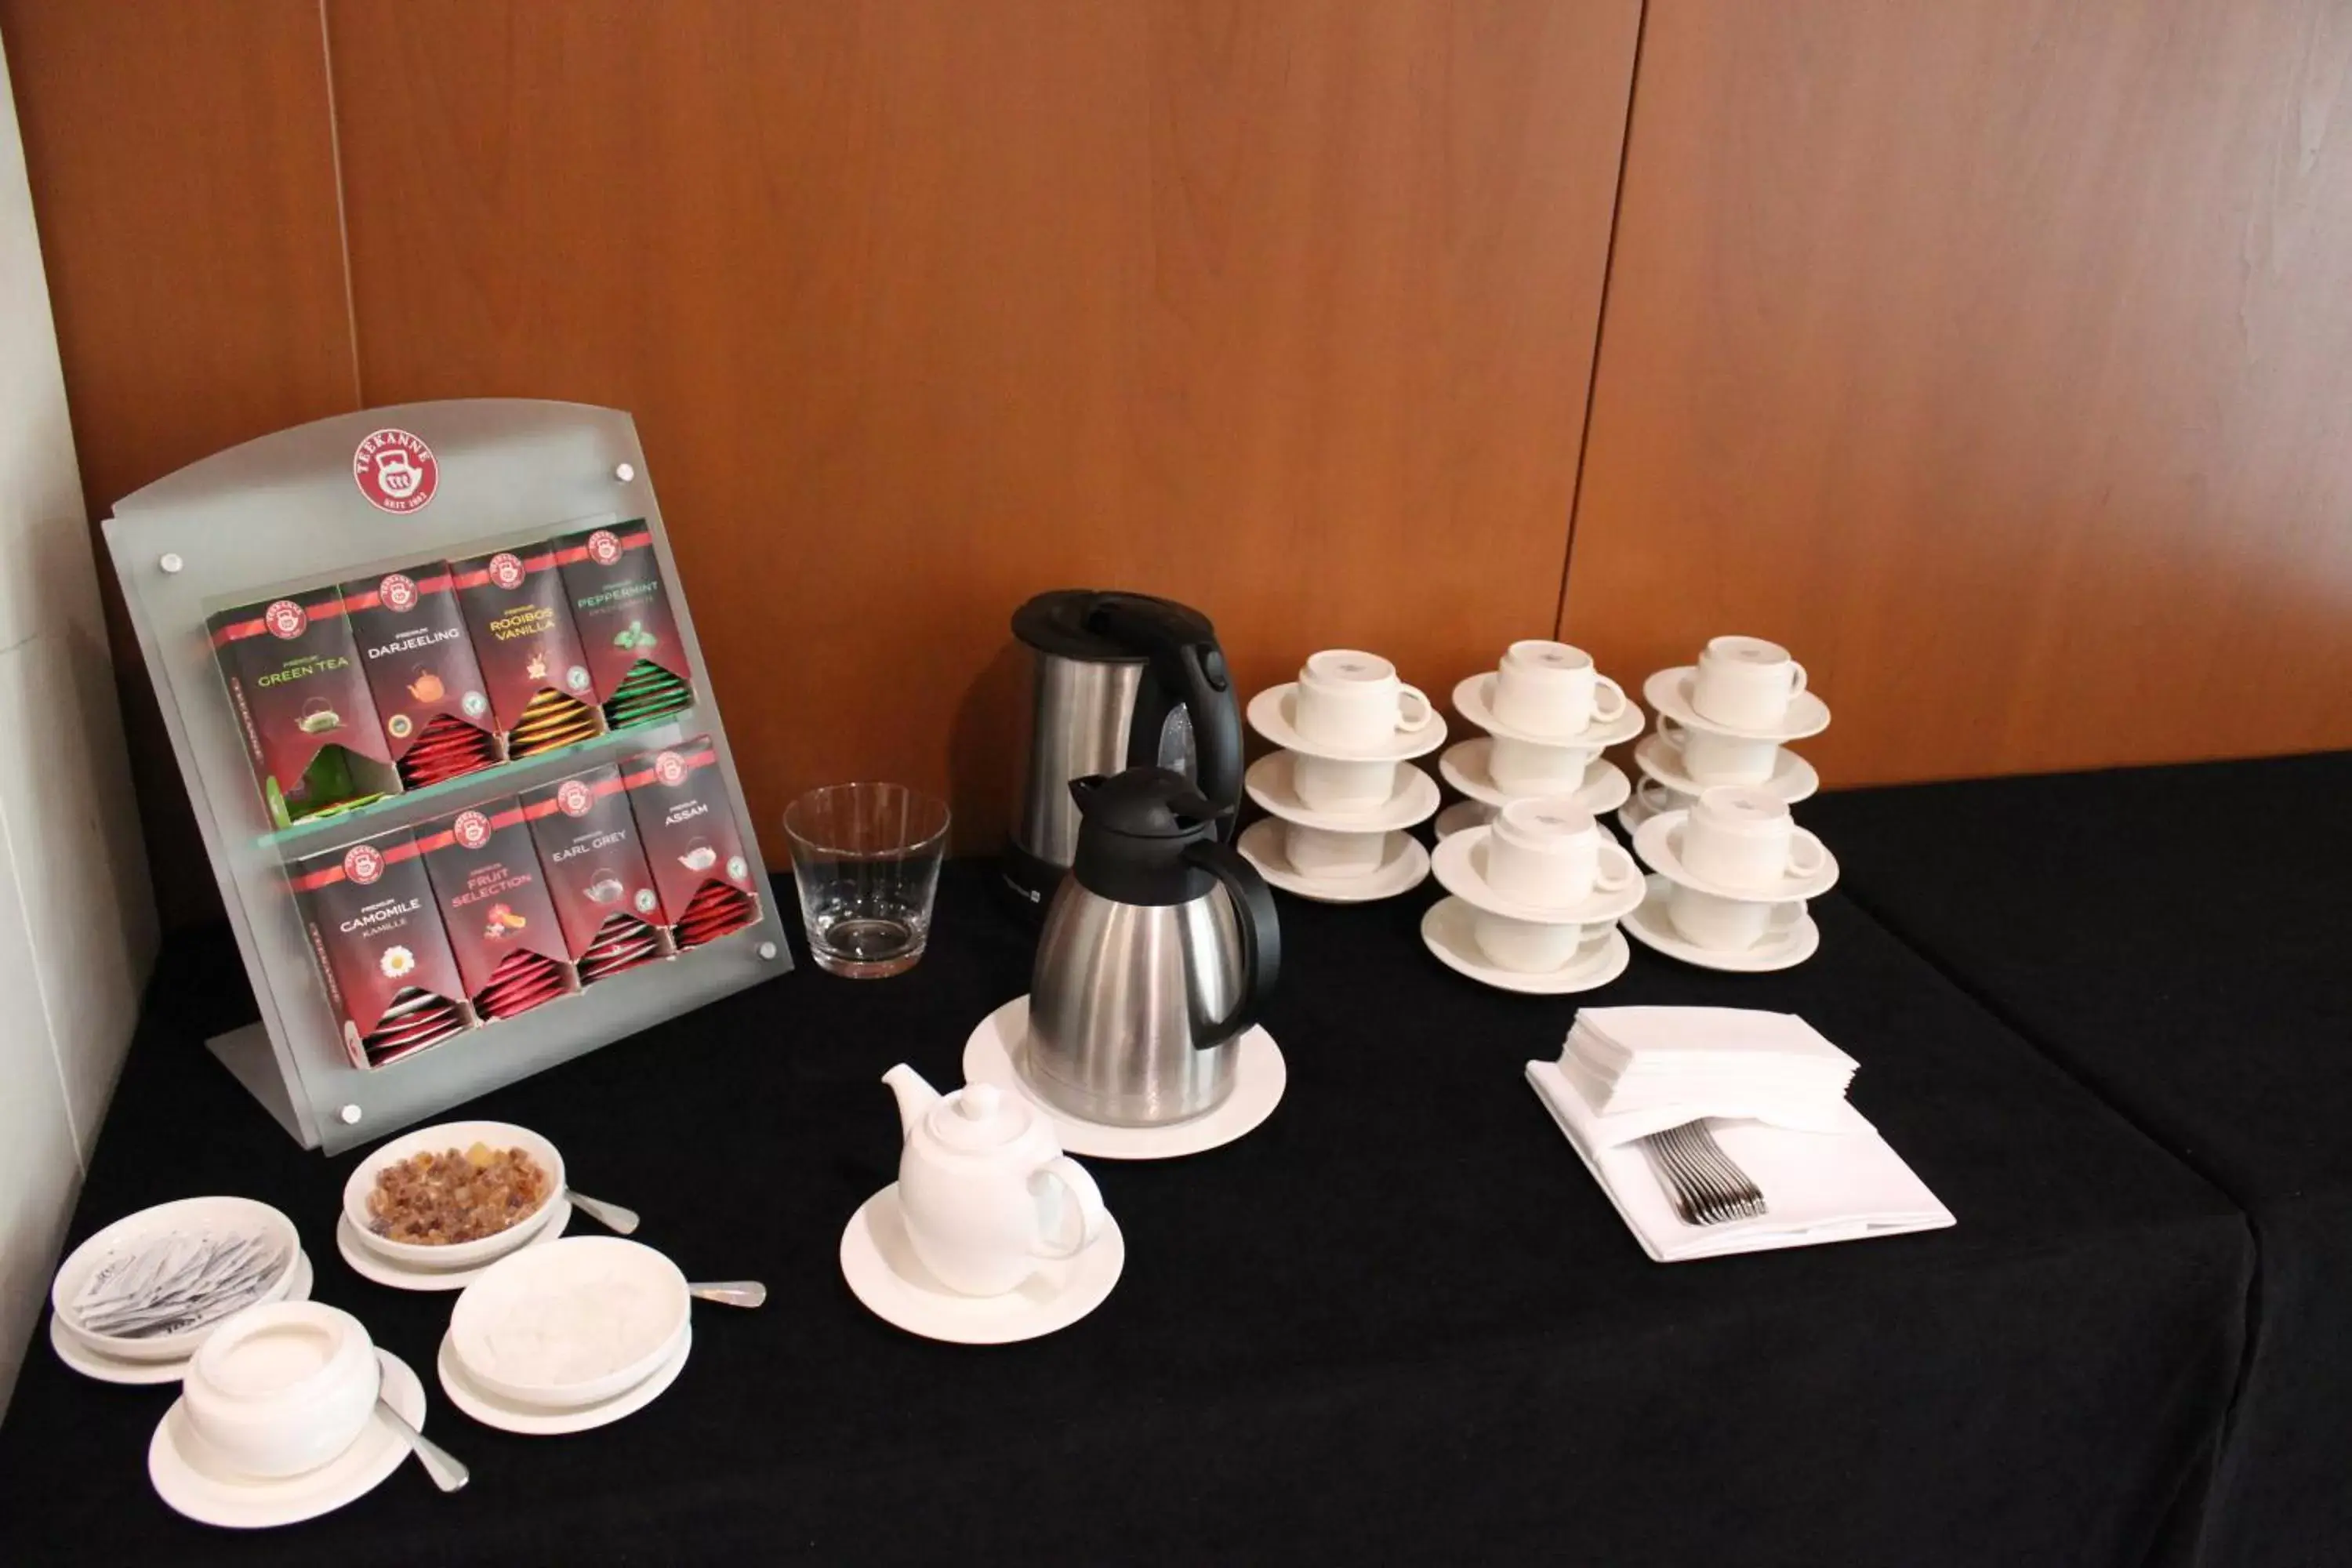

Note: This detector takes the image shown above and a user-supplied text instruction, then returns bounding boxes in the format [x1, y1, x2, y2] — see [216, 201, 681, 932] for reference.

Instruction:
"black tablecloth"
[0, 862, 2250, 1566]
[1806, 752, 2352, 1568]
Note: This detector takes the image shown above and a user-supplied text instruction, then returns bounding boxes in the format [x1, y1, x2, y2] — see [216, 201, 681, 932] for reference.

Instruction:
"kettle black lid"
[1011, 590, 1214, 663]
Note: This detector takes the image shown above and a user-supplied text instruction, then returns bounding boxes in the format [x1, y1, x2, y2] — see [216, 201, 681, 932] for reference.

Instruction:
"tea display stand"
[104, 400, 788, 1153]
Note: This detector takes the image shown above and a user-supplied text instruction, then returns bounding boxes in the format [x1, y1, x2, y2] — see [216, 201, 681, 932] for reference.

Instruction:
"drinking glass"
[782, 783, 949, 978]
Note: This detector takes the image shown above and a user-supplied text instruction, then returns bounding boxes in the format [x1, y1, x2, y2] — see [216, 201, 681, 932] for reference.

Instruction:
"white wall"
[0, 30, 161, 1417]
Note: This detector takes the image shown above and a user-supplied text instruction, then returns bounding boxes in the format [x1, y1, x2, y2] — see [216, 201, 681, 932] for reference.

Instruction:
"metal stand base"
[207, 1022, 314, 1148]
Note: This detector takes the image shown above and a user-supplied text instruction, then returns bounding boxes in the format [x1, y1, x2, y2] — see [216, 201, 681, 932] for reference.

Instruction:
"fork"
[1638, 1120, 1768, 1226]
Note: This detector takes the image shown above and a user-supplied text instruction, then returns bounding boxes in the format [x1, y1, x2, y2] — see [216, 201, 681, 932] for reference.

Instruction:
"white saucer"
[1246, 684, 1449, 762]
[1237, 818, 1429, 902]
[336, 1197, 573, 1291]
[1420, 896, 1629, 995]
[1621, 873, 1819, 971]
[841, 1184, 1123, 1345]
[1451, 672, 1643, 748]
[1433, 800, 1493, 840]
[1632, 811, 1839, 902]
[1243, 750, 1439, 832]
[1643, 667, 1831, 742]
[148, 1348, 423, 1529]
[1632, 732, 1819, 802]
[53, 1251, 316, 1385]
[437, 1324, 691, 1435]
[1429, 826, 1646, 925]
[963, 994, 1286, 1160]
[1439, 740, 1629, 814]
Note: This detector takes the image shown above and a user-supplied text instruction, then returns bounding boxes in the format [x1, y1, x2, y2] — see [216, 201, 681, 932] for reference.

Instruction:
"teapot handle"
[1029, 1156, 1109, 1260]
[1182, 838, 1282, 1047]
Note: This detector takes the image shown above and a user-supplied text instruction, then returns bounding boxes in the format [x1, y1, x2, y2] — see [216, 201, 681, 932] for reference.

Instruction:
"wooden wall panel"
[325, 0, 1639, 853]
[2, 0, 354, 924]
[1565, 0, 2352, 784]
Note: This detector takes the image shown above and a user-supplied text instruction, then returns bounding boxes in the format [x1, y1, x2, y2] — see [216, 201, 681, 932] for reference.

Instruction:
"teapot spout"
[882, 1063, 942, 1141]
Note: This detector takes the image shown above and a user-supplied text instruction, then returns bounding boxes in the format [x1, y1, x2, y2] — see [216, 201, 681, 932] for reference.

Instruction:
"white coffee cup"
[1472, 911, 1594, 974]
[1293, 650, 1433, 752]
[1667, 884, 1800, 951]
[1690, 636, 1807, 731]
[1633, 775, 1693, 820]
[182, 1302, 381, 1479]
[1482, 797, 1636, 907]
[1283, 822, 1386, 880]
[1486, 736, 1599, 795]
[1677, 786, 1825, 891]
[1657, 716, 1781, 786]
[1490, 640, 1625, 738]
[1290, 754, 1396, 814]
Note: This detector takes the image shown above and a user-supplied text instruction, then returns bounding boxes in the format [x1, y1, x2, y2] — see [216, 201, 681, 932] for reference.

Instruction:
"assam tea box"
[417, 797, 579, 1022]
[290, 829, 474, 1068]
[209, 587, 401, 826]
[622, 735, 762, 949]
[521, 764, 672, 982]
[339, 564, 503, 790]
[552, 521, 695, 729]
[450, 543, 606, 759]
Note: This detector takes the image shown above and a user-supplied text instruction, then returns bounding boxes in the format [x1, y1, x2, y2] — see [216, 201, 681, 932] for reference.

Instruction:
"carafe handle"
[1089, 599, 1243, 839]
[1183, 837, 1282, 1047]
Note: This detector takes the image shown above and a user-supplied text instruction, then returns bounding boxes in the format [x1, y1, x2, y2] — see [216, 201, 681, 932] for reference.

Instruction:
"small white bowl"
[343, 1120, 565, 1271]
[51, 1197, 301, 1363]
[182, 1301, 380, 1479]
[449, 1236, 690, 1410]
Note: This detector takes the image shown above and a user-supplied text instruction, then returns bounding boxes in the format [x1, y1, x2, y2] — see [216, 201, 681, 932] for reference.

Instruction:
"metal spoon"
[376, 1398, 468, 1492]
[564, 1189, 640, 1235]
[688, 1281, 767, 1308]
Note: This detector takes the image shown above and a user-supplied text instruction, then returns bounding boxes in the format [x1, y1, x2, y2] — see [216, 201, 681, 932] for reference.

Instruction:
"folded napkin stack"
[1528, 1006, 1954, 1262]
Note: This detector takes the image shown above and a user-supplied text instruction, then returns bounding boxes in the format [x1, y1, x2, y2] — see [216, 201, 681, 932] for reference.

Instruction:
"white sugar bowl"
[182, 1301, 380, 1478]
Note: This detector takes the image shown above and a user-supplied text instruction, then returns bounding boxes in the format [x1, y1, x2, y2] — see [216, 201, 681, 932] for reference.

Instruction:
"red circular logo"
[342, 844, 385, 885]
[557, 779, 594, 817]
[352, 429, 438, 514]
[377, 572, 419, 612]
[263, 599, 307, 640]
[488, 553, 526, 590]
[654, 751, 688, 787]
[453, 809, 493, 850]
[587, 529, 623, 566]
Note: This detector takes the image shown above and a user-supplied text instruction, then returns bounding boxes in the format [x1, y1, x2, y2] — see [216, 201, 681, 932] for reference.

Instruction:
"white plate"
[336, 1198, 572, 1291]
[1243, 751, 1439, 833]
[1439, 740, 1628, 814]
[1632, 811, 1840, 903]
[52, 1196, 303, 1363]
[1420, 897, 1630, 995]
[1451, 672, 1643, 748]
[962, 994, 1287, 1160]
[1245, 684, 1449, 763]
[1432, 800, 1494, 840]
[1643, 667, 1831, 742]
[1237, 818, 1429, 903]
[1632, 732, 1819, 803]
[448, 1236, 690, 1410]
[148, 1348, 423, 1529]
[1429, 825, 1646, 925]
[840, 1184, 1123, 1345]
[1621, 873, 1820, 972]
[52, 1252, 315, 1386]
[437, 1325, 690, 1436]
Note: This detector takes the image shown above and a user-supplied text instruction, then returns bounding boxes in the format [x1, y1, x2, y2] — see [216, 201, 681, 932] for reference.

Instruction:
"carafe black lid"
[1067, 768, 1221, 905]
[1072, 768, 1215, 837]
[1011, 590, 1214, 662]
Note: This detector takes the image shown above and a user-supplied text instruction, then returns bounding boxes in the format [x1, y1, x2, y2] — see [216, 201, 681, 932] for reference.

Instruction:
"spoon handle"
[376, 1399, 468, 1493]
[565, 1189, 640, 1236]
[688, 1280, 767, 1308]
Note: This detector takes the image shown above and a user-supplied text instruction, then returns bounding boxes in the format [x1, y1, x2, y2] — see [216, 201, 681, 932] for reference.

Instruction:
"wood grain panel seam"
[315, 0, 363, 407]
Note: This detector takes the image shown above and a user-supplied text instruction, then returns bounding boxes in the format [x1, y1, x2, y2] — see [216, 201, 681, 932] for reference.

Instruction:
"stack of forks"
[1637, 1120, 1767, 1225]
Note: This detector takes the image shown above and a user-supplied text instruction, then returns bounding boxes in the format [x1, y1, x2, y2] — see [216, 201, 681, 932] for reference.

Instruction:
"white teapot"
[882, 1064, 1108, 1296]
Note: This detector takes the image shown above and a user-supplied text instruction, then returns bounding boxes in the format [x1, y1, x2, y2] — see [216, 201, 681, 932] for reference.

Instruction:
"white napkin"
[1526, 1058, 1955, 1262]
[1568, 1007, 1857, 1115]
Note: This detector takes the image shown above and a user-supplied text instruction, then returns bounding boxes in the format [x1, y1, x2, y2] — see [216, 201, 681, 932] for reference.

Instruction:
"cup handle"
[1787, 660, 1808, 697]
[1595, 843, 1639, 893]
[1396, 684, 1435, 733]
[1786, 829, 1827, 877]
[1590, 675, 1627, 721]
[1029, 1155, 1109, 1260]
[1635, 775, 1674, 812]
[1657, 715, 1690, 753]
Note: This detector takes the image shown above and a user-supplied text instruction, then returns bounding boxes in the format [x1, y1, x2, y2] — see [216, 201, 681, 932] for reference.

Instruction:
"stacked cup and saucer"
[1625, 784, 1838, 971]
[1425, 796, 1643, 994]
[1438, 641, 1639, 841]
[1624, 635, 1826, 837]
[1240, 648, 1445, 902]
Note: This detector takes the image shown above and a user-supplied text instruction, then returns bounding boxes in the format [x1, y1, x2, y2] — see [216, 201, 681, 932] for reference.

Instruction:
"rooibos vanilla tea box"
[209, 586, 401, 826]
[521, 764, 671, 982]
[622, 735, 761, 949]
[340, 564, 503, 790]
[552, 521, 694, 728]
[450, 543, 606, 759]
[290, 829, 474, 1068]
[417, 797, 579, 1022]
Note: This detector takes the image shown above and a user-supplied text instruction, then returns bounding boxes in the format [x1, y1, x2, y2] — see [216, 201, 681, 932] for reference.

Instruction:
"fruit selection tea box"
[339, 563, 503, 791]
[622, 734, 762, 949]
[521, 764, 672, 982]
[450, 543, 607, 759]
[209, 587, 401, 826]
[552, 521, 695, 729]
[289, 829, 474, 1069]
[416, 797, 579, 1022]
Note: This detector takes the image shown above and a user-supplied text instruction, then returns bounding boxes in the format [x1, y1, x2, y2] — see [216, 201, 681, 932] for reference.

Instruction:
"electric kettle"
[1000, 590, 1241, 911]
[1024, 768, 1281, 1127]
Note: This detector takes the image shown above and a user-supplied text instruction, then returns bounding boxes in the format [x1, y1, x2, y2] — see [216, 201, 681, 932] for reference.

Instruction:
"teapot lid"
[923, 1083, 1035, 1152]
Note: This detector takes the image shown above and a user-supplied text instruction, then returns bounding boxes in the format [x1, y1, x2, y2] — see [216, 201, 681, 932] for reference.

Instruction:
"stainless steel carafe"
[1023, 769, 1281, 1127]
[1000, 590, 1241, 912]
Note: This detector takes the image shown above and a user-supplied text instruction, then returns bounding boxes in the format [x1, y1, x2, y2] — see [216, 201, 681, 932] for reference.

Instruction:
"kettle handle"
[1182, 838, 1282, 1047]
[1088, 601, 1243, 837]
